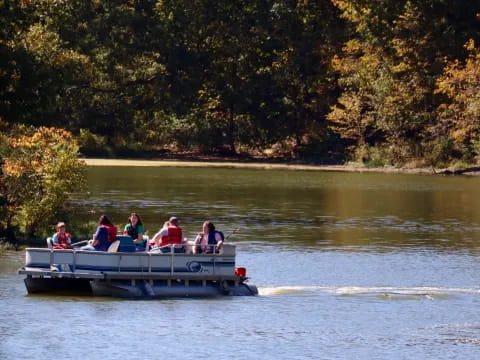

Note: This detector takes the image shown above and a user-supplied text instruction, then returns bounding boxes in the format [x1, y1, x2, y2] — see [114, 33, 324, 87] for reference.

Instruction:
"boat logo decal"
[187, 261, 203, 273]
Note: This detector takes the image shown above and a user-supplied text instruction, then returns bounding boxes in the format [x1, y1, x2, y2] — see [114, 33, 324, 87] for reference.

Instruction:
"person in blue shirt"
[81, 215, 115, 251]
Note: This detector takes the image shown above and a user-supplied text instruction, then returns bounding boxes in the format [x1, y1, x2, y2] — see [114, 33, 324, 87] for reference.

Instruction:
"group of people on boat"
[51, 212, 225, 254]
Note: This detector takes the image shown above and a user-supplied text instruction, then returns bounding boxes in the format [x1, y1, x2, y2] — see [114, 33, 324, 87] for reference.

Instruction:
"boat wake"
[258, 285, 480, 299]
[259, 286, 328, 296]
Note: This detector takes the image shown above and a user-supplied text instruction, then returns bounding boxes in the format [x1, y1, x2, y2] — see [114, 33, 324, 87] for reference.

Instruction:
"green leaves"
[0, 0, 479, 165]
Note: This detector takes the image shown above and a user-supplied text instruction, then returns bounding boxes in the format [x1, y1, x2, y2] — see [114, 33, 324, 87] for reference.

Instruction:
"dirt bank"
[82, 158, 445, 174]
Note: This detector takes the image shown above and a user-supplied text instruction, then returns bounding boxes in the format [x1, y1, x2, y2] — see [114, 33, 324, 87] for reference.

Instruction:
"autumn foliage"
[0, 0, 479, 166]
[434, 40, 480, 157]
[0, 126, 86, 239]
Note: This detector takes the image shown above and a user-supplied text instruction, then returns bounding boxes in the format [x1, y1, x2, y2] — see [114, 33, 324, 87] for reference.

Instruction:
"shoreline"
[82, 158, 445, 175]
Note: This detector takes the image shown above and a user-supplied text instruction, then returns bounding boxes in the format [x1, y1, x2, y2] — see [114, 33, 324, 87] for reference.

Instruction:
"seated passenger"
[151, 216, 185, 253]
[81, 215, 117, 251]
[101, 215, 118, 243]
[193, 221, 224, 254]
[52, 222, 73, 249]
[149, 221, 168, 249]
[123, 212, 146, 250]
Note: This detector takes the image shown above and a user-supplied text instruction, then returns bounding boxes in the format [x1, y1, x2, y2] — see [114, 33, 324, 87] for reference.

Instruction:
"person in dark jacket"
[193, 221, 224, 254]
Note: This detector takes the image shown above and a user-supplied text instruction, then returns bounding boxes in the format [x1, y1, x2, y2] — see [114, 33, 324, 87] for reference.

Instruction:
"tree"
[328, 0, 480, 165]
[432, 40, 480, 162]
[0, 126, 87, 239]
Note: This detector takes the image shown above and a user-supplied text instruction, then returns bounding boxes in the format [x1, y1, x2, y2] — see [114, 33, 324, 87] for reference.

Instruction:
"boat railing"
[150, 242, 226, 254]
[23, 243, 236, 278]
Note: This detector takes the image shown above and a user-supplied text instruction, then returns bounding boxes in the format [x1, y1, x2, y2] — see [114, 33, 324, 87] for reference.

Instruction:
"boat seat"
[107, 240, 121, 252]
[46, 237, 54, 249]
[116, 235, 136, 253]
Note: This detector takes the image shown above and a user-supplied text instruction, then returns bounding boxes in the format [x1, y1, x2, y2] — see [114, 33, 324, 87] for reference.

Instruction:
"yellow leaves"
[342, 39, 363, 54]
[390, 62, 411, 74]
[114, 53, 166, 82]
[465, 39, 475, 52]
[270, 49, 292, 71]
[330, 0, 359, 22]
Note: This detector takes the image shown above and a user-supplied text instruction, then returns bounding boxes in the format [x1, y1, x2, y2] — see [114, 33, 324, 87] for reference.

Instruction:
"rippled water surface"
[2, 167, 480, 359]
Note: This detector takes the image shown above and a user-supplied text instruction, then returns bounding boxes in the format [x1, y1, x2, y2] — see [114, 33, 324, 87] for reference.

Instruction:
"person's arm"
[134, 225, 145, 244]
[192, 234, 202, 254]
[92, 227, 102, 247]
[52, 233, 59, 244]
[151, 230, 161, 248]
[64, 233, 73, 248]
[215, 232, 224, 251]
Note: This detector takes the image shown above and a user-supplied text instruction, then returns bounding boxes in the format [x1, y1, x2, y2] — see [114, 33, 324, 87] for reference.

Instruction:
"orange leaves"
[9, 127, 73, 149]
[4, 127, 78, 177]
[435, 40, 480, 144]
[2, 126, 84, 185]
[3, 160, 23, 178]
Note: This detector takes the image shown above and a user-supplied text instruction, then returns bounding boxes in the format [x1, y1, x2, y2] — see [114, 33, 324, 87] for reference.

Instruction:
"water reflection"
[74, 167, 480, 253]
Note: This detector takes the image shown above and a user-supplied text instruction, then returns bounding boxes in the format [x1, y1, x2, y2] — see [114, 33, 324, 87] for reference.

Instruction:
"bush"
[352, 145, 388, 167]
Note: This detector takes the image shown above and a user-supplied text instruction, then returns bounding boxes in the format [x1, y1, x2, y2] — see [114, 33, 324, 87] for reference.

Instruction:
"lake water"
[1, 166, 480, 359]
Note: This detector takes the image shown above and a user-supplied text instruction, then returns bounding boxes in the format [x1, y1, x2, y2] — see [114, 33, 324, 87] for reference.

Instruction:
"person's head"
[202, 221, 215, 233]
[56, 222, 66, 232]
[169, 216, 179, 226]
[99, 215, 112, 226]
[128, 212, 142, 226]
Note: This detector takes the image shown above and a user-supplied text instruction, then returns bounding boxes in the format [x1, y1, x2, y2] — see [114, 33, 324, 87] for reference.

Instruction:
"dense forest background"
[1, 0, 480, 167]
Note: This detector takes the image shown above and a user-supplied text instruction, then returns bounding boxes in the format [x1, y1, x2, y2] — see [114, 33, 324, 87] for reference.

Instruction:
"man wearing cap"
[151, 216, 184, 253]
